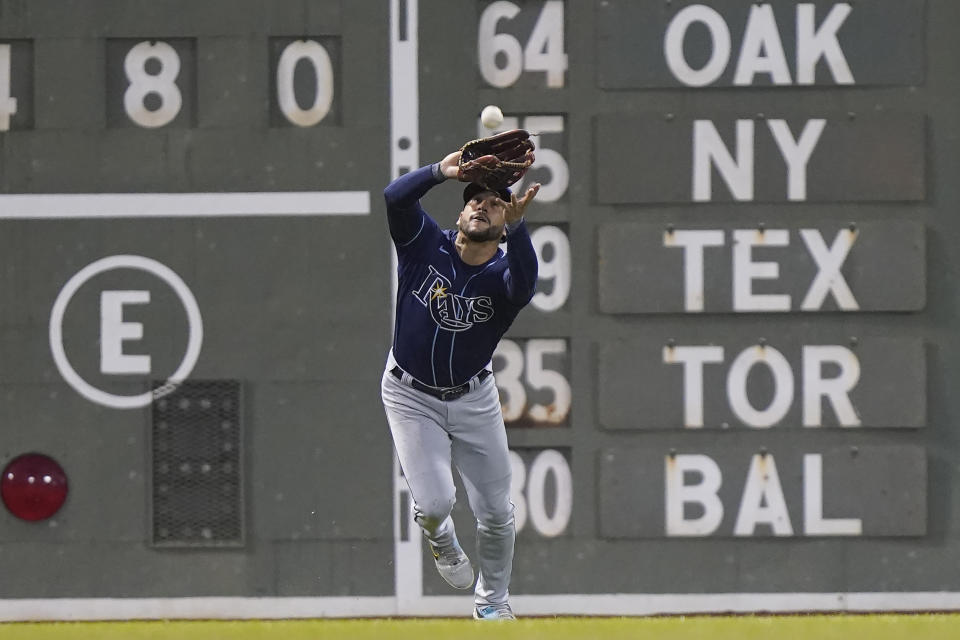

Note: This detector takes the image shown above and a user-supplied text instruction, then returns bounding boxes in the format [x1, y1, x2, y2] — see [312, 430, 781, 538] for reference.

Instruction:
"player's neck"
[455, 231, 499, 265]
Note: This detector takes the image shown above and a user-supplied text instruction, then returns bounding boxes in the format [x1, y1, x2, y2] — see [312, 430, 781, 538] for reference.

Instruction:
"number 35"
[494, 338, 571, 424]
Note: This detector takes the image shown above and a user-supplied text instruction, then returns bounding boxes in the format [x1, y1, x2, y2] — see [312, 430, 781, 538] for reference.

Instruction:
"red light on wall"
[1, 453, 69, 521]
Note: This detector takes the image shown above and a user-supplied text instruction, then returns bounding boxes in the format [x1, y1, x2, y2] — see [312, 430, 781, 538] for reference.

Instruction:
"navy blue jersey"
[384, 164, 539, 387]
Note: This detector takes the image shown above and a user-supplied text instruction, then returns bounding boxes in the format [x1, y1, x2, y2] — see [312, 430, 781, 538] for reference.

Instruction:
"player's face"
[458, 192, 506, 242]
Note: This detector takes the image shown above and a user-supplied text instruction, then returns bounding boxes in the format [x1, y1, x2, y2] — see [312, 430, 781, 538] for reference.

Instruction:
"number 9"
[531, 226, 570, 312]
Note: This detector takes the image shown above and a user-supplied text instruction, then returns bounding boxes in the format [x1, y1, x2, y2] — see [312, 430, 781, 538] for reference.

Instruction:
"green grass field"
[2, 614, 960, 640]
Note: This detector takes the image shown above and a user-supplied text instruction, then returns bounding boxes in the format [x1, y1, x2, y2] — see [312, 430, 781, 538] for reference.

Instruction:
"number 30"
[510, 449, 573, 537]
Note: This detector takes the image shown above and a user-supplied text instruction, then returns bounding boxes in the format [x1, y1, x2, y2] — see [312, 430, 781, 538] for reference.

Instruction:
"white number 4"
[478, 0, 567, 88]
[0, 44, 18, 131]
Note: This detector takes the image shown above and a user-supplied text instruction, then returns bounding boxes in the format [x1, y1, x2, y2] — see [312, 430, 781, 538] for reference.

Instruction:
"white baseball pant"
[381, 351, 515, 606]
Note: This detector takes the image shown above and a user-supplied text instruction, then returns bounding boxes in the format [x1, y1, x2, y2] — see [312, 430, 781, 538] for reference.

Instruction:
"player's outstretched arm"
[438, 149, 462, 179]
[501, 184, 541, 305]
[383, 164, 444, 246]
[498, 183, 540, 225]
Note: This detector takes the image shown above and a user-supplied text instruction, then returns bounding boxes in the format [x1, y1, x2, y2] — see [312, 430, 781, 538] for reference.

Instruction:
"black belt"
[390, 366, 491, 401]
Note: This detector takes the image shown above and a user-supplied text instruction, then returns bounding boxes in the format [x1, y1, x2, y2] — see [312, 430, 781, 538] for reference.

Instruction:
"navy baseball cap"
[462, 182, 511, 204]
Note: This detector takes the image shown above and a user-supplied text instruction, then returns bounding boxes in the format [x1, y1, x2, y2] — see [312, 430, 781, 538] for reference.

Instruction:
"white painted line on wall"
[389, 0, 423, 614]
[402, 593, 960, 617]
[0, 192, 371, 218]
[2, 592, 960, 622]
[0, 597, 396, 621]
[389, 0, 419, 179]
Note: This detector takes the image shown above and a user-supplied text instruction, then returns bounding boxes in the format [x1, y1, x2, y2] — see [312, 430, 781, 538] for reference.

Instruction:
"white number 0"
[0, 44, 17, 131]
[276, 40, 334, 127]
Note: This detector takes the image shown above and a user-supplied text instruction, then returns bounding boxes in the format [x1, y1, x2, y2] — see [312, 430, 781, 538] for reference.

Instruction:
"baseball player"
[381, 144, 540, 620]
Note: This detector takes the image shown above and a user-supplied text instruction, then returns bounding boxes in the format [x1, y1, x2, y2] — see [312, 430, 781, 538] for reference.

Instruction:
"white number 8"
[123, 41, 182, 128]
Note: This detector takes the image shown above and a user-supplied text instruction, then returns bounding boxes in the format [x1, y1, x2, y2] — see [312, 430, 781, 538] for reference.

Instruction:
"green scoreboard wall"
[0, 0, 956, 619]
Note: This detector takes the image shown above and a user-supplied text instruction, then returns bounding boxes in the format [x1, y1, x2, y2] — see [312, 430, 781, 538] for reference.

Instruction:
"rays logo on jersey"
[412, 266, 494, 332]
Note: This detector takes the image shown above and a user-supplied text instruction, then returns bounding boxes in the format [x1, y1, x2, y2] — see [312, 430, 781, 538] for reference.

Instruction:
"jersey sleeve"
[383, 164, 444, 249]
[502, 220, 539, 305]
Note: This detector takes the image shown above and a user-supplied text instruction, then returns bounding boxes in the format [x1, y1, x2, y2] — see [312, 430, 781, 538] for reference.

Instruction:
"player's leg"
[381, 367, 474, 589]
[449, 375, 516, 616]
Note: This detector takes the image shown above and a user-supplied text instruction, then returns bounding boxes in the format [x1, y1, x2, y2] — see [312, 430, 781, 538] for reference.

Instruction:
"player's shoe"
[429, 539, 475, 589]
[473, 603, 516, 620]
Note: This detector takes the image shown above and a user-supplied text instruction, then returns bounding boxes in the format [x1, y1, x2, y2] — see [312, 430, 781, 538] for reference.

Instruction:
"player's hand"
[439, 150, 462, 179]
[498, 183, 540, 224]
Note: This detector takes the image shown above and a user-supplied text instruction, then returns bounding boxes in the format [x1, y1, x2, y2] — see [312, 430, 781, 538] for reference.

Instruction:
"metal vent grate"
[150, 380, 244, 547]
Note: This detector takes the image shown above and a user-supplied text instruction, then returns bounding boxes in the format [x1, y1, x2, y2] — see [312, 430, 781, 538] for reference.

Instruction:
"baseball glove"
[457, 129, 535, 191]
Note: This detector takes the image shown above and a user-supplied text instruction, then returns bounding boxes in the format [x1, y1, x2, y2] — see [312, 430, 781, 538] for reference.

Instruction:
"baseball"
[480, 105, 504, 129]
